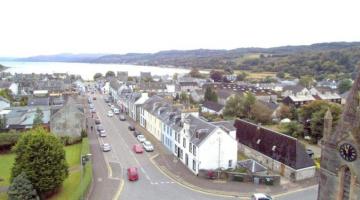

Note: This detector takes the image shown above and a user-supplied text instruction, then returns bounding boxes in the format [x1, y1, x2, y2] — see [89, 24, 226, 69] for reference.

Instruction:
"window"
[228, 160, 232, 168]
[192, 160, 196, 171]
[189, 143, 192, 153]
[341, 167, 351, 200]
[175, 132, 178, 141]
[175, 145, 178, 154]
[183, 138, 186, 148]
[193, 145, 196, 156]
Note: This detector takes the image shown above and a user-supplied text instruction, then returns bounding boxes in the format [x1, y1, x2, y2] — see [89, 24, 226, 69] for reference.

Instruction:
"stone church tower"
[318, 72, 360, 200]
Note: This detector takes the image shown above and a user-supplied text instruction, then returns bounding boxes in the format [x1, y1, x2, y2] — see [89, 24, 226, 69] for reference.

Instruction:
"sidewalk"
[130, 117, 318, 197]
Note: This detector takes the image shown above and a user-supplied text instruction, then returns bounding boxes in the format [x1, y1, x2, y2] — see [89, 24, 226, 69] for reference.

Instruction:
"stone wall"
[239, 143, 316, 181]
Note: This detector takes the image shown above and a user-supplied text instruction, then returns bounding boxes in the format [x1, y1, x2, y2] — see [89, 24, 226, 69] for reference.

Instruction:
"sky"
[0, 0, 359, 57]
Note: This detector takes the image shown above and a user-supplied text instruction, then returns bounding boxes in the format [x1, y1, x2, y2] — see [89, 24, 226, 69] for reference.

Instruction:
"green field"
[0, 138, 92, 200]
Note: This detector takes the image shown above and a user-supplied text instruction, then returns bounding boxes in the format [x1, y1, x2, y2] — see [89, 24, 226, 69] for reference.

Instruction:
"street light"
[80, 153, 92, 200]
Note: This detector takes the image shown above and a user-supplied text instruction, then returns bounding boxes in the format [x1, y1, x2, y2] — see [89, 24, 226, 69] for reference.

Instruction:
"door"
[280, 163, 285, 176]
[185, 154, 188, 166]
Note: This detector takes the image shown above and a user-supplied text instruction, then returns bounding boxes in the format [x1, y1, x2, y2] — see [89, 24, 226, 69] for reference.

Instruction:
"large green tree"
[93, 73, 103, 80]
[8, 172, 39, 200]
[250, 101, 273, 124]
[188, 68, 202, 78]
[299, 100, 342, 142]
[105, 71, 115, 78]
[204, 87, 218, 102]
[10, 128, 69, 196]
[338, 79, 352, 94]
[299, 75, 315, 88]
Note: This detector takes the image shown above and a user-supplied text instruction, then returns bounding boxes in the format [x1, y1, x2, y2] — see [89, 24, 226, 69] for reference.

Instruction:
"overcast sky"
[0, 0, 359, 57]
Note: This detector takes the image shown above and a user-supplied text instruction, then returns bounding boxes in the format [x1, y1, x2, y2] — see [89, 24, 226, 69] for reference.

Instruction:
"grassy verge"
[0, 192, 7, 200]
[0, 154, 15, 187]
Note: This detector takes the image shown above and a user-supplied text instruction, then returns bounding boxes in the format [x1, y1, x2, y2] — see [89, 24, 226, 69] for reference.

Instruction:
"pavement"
[87, 91, 319, 200]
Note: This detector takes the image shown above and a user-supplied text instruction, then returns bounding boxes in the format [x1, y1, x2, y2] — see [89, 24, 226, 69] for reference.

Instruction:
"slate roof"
[217, 90, 233, 99]
[235, 119, 314, 170]
[28, 97, 50, 106]
[212, 120, 235, 133]
[184, 114, 217, 146]
[0, 81, 11, 88]
[282, 85, 306, 93]
[202, 101, 224, 112]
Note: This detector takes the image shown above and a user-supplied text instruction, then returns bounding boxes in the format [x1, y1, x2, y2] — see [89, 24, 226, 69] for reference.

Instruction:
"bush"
[0, 132, 22, 151]
[8, 172, 39, 200]
[11, 127, 69, 197]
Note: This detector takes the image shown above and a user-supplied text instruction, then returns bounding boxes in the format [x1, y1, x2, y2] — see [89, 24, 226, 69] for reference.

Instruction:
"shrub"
[0, 132, 22, 151]
[8, 172, 39, 200]
[10, 127, 69, 197]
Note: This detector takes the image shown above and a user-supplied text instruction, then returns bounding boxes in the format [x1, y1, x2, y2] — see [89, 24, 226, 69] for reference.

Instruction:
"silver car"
[101, 143, 111, 152]
[142, 141, 154, 152]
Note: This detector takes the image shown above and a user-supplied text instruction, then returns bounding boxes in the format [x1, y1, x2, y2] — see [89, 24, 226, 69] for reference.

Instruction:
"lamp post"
[80, 153, 92, 200]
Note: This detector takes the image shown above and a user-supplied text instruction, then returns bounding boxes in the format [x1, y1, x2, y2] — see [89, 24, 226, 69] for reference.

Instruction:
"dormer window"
[256, 139, 261, 144]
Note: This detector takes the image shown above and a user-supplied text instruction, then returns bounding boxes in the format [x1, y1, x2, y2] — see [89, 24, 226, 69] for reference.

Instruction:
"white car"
[137, 135, 146, 143]
[101, 143, 112, 152]
[251, 193, 272, 200]
[107, 111, 114, 117]
[142, 141, 154, 152]
[113, 108, 120, 114]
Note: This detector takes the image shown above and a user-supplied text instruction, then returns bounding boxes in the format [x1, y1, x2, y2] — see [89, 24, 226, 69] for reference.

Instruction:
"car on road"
[113, 108, 120, 114]
[142, 141, 154, 152]
[107, 111, 114, 117]
[101, 143, 111, 152]
[127, 167, 139, 181]
[137, 135, 146, 143]
[119, 115, 126, 121]
[251, 193, 272, 200]
[90, 108, 96, 113]
[111, 104, 115, 110]
[108, 103, 112, 107]
[99, 131, 107, 137]
[133, 144, 144, 153]
[104, 97, 110, 103]
[128, 125, 135, 131]
[94, 118, 101, 125]
[89, 104, 94, 109]
[133, 131, 142, 137]
[93, 96, 96, 100]
[96, 125, 105, 134]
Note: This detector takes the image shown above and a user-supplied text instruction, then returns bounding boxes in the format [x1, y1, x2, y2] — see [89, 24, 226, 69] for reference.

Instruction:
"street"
[88, 92, 318, 200]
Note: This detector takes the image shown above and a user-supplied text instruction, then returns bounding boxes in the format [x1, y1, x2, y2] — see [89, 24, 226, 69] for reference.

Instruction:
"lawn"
[0, 138, 90, 200]
[0, 153, 15, 187]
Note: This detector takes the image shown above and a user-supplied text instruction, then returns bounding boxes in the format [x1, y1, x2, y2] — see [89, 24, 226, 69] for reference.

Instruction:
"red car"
[133, 144, 144, 153]
[127, 167, 139, 181]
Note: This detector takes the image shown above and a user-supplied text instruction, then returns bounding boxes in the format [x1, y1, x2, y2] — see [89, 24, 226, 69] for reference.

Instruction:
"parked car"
[108, 103, 112, 107]
[94, 118, 101, 125]
[99, 132, 107, 137]
[107, 111, 114, 117]
[142, 141, 154, 152]
[93, 97, 96, 100]
[90, 108, 96, 113]
[89, 104, 94, 109]
[133, 144, 144, 153]
[306, 149, 314, 158]
[251, 193, 272, 200]
[128, 125, 135, 131]
[127, 167, 139, 181]
[133, 131, 142, 137]
[137, 135, 146, 143]
[113, 108, 120, 114]
[101, 143, 111, 152]
[119, 115, 126, 121]
[111, 105, 115, 110]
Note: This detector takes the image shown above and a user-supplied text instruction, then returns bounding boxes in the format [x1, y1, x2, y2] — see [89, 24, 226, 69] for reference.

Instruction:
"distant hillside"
[18, 53, 106, 63]
[17, 42, 360, 79]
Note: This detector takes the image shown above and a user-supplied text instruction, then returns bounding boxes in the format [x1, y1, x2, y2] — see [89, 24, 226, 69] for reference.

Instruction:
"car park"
[127, 167, 139, 181]
[128, 125, 135, 131]
[142, 141, 154, 152]
[133, 144, 144, 153]
[107, 111, 114, 117]
[137, 135, 146, 143]
[251, 193, 272, 200]
[133, 131, 142, 137]
[119, 115, 126, 121]
[101, 143, 111, 152]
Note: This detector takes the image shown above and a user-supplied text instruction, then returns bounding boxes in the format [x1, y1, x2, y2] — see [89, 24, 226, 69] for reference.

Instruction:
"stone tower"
[318, 71, 360, 200]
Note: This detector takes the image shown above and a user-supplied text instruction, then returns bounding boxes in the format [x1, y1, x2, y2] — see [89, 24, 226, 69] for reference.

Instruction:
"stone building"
[318, 72, 360, 200]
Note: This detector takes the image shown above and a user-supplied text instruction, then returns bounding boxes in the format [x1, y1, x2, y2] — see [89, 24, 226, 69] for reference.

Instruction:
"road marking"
[272, 184, 318, 198]
[112, 179, 125, 200]
[149, 155, 240, 199]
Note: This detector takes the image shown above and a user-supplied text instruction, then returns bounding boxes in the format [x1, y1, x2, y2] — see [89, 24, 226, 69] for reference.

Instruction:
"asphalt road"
[89, 91, 318, 200]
